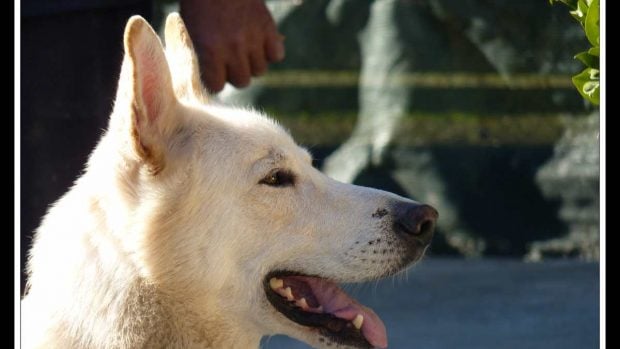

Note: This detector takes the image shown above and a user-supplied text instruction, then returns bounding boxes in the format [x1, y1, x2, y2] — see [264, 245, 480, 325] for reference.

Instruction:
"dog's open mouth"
[264, 271, 387, 349]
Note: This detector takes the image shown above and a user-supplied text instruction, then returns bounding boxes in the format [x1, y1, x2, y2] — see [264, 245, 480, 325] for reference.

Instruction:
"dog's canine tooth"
[269, 277, 284, 290]
[275, 287, 291, 299]
[282, 287, 294, 301]
[352, 314, 364, 330]
[295, 297, 309, 310]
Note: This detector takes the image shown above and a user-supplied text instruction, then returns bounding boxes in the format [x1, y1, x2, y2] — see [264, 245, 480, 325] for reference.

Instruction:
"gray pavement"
[261, 258, 599, 349]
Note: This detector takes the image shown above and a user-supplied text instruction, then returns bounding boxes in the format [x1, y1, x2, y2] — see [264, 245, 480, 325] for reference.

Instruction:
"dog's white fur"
[22, 14, 426, 349]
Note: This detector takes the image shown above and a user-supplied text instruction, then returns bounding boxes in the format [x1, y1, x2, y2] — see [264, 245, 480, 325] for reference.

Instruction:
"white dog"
[22, 14, 437, 349]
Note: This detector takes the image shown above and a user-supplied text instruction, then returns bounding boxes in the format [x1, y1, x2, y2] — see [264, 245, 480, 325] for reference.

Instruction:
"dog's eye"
[260, 170, 295, 187]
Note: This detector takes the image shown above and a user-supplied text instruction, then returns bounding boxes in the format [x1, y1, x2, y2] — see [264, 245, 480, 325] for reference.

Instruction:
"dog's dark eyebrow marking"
[259, 148, 285, 164]
[270, 149, 285, 162]
[252, 149, 285, 168]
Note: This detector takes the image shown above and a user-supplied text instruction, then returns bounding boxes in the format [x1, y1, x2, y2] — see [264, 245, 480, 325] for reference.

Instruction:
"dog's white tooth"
[283, 287, 294, 301]
[269, 277, 284, 290]
[352, 314, 364, 330]
[296, 298, 309, 310]
[315, 305, 323, 313]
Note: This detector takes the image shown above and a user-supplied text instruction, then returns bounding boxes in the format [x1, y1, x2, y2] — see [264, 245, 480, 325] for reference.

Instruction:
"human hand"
[180, 0, 285, 92]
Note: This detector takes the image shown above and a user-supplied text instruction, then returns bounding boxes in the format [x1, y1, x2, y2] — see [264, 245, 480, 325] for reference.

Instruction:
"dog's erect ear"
[116, 16, 178, 172]
[164, 13, 208, 103]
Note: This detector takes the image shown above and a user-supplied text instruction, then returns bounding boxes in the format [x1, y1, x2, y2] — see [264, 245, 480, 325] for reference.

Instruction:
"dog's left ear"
[115, 16, 178, 172]
[164, 13, 208, 103]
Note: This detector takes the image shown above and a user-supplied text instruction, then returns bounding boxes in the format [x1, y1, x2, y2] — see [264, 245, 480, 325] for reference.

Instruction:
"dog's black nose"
[394, 203, 438, 246]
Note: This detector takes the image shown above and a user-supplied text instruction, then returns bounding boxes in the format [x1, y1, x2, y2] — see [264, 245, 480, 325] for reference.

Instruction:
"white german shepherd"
[22, 14, 437, 349]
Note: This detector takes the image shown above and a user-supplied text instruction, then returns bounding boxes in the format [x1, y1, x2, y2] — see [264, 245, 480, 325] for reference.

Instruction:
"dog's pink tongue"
[297, 276, 388, 349]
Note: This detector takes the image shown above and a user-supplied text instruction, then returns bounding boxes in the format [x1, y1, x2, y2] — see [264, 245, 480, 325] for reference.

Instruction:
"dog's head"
[105, 14, 437, 349]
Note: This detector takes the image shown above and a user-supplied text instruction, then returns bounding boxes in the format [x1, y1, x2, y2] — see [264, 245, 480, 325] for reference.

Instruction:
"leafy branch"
[550, 0, 600, 105]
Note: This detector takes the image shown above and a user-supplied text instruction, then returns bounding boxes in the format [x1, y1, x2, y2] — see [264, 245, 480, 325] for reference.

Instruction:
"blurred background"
[21, 0, 601, 347]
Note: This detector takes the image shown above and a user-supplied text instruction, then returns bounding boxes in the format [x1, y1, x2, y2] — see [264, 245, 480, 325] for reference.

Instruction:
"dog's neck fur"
[24, 141, 263, 349]
[30, 268, 261, 348]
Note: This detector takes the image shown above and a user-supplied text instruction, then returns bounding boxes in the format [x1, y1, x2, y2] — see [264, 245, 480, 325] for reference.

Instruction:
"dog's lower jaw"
[145, 290, 265, 349]
[135, 291, 264, 349]
[155, 322, 262, 349]
[168, 313, 264, 349]
[211, 332, 262, 349]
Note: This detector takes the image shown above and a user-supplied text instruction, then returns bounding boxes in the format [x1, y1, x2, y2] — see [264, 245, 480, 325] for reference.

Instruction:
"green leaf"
[572, 68, 600, 105]
[584, 0, 599, 46]
[574, 51, 599, 69]
[551, 0, 600, 105]
[570, 0, 589, 25]
[588, 46, 599, 56]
